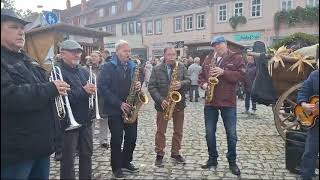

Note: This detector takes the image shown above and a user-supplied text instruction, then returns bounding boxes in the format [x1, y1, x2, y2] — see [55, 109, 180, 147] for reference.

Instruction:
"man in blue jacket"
[297, 69, 319, 180]
[1, 9, 70, 179]
[56, 40, 96, 179]
[98, 40, 141, 179]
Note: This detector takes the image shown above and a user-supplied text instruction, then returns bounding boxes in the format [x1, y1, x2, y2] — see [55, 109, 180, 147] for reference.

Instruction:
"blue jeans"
[245, 92, 256, 111]
[1, 156, 50, 180]
[204, 106, 238, 162]
[300, 120, 319, 179]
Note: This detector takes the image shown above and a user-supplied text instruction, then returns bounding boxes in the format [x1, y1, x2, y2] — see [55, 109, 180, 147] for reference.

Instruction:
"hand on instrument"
[211, 67, 224, 77]
[53, 80, 70, 96]
[135, 81, 141, 90]
[171, 81, 181, 91]
[84, 83, 96, 95]
[301, 102, 318, 114]
[121, 102, 132, 114]
[161, 100, 169, 110]
[202, 83, 208, 90]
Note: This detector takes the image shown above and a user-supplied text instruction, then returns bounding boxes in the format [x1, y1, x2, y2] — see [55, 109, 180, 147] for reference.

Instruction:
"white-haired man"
[188, 57, 202, 102]
[98, 40, 141, 179]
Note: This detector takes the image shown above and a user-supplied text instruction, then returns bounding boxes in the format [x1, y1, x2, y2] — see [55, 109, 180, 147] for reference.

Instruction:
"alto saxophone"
[163, 61, 182, 121]
[123, 59, 149, 124]
[205, 52, 219, 103]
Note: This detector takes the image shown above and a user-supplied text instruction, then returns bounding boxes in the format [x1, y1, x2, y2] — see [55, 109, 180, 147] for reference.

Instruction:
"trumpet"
[88, 66, 102, 120]
[50, 61, 82, 131]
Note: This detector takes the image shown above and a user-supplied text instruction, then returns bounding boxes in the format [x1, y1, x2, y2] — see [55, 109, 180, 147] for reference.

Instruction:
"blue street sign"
[44, 12, 59, 25]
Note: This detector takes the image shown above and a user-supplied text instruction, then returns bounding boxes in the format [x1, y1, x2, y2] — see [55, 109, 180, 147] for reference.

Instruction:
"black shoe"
[112, 169, 124, 179]
[201, 159, 218, 169]
[171, 154, 186, 164]
[54, 152, 62, 161]
[122, 163, 139, 173]
[229, 162, 241, 176]
[190, 99, 193, 102]
[155, 155, 164, 167]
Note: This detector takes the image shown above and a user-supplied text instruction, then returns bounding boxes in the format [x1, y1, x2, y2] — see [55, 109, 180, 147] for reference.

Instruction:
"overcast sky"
[15, 0, 81, 12]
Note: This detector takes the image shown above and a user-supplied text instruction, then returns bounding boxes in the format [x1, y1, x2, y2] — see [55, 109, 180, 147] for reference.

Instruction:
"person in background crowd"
[198, 36, 245, 176]
[101, 48, 112, 63]
[297, 69, 319, 180]
[188, 57, 202, 102]
[243, 55, 257, 115]
[144, 60, 153, 87]
[88, 51, 110, 149]
[56, 40, 96, 180]
[98, 40, 141, 179]
[148, 47, 191, 167]
[1, 9, 70, 179]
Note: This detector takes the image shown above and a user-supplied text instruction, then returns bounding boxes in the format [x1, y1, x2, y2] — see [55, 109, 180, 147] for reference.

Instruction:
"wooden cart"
[24, 23, 111, 70]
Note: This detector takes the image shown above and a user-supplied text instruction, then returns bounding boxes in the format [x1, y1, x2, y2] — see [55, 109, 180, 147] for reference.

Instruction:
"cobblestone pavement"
[49, 89, 319, 179]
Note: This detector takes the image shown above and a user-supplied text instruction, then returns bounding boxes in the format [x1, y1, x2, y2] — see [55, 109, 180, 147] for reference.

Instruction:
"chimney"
[81, 0, 87, 12]
[66, 0, 71, 9]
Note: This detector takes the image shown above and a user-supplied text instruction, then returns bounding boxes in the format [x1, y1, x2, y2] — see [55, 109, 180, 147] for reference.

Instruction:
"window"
[127, 0, 133, 11]
[234, 2, 244, 16]
[281, 0, 293, 11]
[185, 15, 193, 30]
[196, 14, 205, 29]
[98, 8, 104, 17]
[218, 4, 227, 22]
[106, 24, 116, 34]
[122, 23, 127, 35]
[129, 22, 135, 34]
[154, 19, 162, 34]
[146, 20, 153, 35]
[136, 21, 142, 34]
[110, 5, 116, 15]
[174, 17, 182, 32]
[251, 0, 262, 17]
[307, 0, 319, 7]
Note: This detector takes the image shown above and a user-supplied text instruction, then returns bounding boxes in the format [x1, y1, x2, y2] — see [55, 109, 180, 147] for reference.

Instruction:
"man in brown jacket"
[148, 47, 191, 167]
[198, 36, 245, 176]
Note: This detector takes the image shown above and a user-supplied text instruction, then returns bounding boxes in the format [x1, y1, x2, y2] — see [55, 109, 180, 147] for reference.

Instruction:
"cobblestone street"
[49, 89, 317, 179]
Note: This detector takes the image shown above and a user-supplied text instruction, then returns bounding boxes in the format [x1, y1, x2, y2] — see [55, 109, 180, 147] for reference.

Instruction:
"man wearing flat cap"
[55, 40, 96, 179]
[1, 9, 70, 179]
[198, 35, 245, 176]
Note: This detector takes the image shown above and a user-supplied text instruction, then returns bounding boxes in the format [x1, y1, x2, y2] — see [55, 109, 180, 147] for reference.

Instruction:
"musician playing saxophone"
[198, 36, 245, 176]
[98, 40, 141, 179]
[148, 47, 190, 167]
[56, 40, 96, 180]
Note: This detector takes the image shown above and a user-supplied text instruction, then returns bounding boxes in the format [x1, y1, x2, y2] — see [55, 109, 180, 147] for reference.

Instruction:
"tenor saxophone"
[163, 61, 182, 121]
[205, 52, 219, 103]
[123, 58, 149, 124]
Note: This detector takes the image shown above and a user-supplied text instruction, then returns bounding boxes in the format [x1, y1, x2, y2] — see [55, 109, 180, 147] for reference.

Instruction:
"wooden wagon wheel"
[273, 83, 306, 142]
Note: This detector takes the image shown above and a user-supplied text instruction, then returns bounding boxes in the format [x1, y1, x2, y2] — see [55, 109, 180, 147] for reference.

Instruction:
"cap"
[210, 35, 226, 46]
[1, 9, 31, 26]
[58, 40, 83, 51]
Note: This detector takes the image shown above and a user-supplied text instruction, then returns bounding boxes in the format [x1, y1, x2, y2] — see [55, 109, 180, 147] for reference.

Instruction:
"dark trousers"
[155, 110, 184, 156]
[60, 126, 93, 180]
[189, 85, 200, 100]
[204, 106, 238, 162]
[301, 121, 319, 179]
[108, 115, 137, 171]
[1, 156, 49, 180]
[245, 92, 256, 111]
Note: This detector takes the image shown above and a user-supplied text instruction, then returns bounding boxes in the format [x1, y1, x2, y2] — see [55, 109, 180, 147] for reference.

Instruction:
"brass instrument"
[205, 52, 219, 103]
[49, 60, 82, 131]
[163, 61, 182, 121]
[88, 66, 102, 121]
[123, 59, 149, 123]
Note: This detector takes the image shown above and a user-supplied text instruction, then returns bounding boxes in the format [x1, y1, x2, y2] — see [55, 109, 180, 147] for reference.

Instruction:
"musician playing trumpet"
[56, 40, 96, 180]
[198, 36, 245, 176]
[148, 47, 190, 167]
